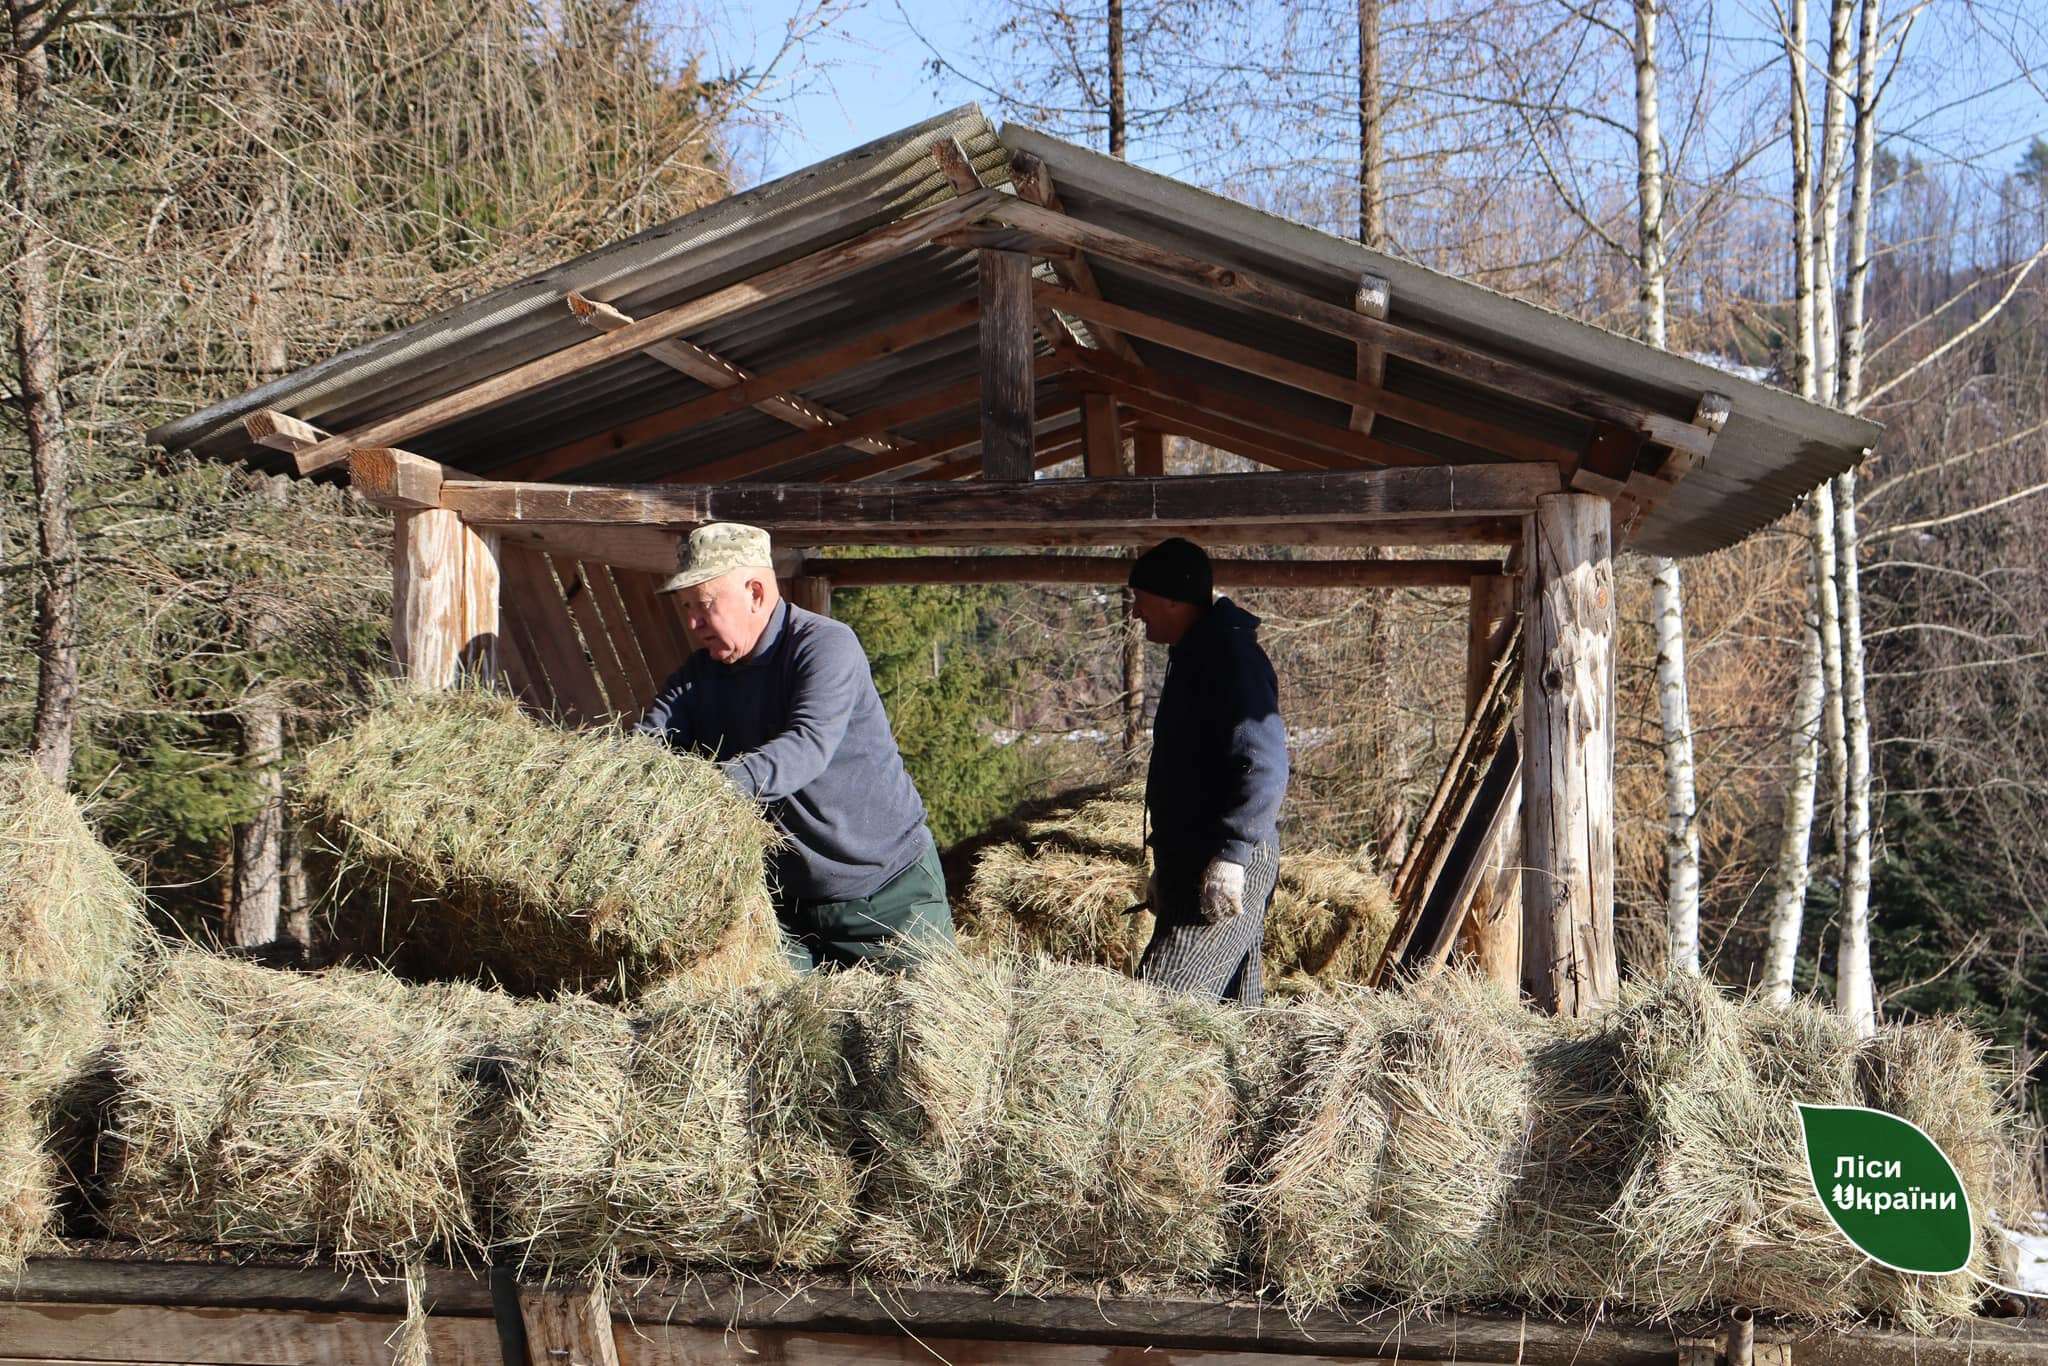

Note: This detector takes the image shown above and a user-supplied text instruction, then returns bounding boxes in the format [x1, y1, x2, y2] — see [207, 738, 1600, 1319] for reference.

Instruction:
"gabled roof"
[149, 104, 1877, 558]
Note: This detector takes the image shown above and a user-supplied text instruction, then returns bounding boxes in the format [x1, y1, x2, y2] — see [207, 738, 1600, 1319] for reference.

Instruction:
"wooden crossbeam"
[1039, 283, 1577, 466]
[440, 464, 1556, 534]
[565, 292, 894, 456]
[494, 299, 981, 483]
[347, 446, 443, 509]
[287, 189, 1000, 473]
[986, 196, 1713, 454]
[479, 513, 1519, 555]
[829, 389, 1086, 483]
[803, 554, 1499, 589]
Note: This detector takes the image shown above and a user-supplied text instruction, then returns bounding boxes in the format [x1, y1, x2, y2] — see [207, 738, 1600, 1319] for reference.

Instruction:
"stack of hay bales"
[1240, 971, 2035, 1329]
[103, 949, 522, 1270]
[484, 971, 874, 1278]
[954, 787, 1396, 993]
[854, 951, 1240, 1293]
[296, 686, 784, 995]
[0, 762, 153, 1273]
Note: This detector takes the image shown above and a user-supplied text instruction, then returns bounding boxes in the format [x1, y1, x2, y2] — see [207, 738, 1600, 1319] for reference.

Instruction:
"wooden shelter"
[150, 105, 1880, 1017]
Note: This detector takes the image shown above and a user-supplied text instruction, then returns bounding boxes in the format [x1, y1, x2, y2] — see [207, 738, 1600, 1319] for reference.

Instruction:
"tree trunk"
[1832, 0, 1883, 1038]
[1106, 0, 1125, 159]
[1358, 0, 1384, 248]
[1632, 0, 1701, 974]
[1763, 0, 1823, 1004]
[13, 26, 77, 785]
[229, 45, 293, 948]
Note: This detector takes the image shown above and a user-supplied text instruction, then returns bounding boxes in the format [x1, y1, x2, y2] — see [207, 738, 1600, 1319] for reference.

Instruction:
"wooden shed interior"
[149, 105, 1881, 1018]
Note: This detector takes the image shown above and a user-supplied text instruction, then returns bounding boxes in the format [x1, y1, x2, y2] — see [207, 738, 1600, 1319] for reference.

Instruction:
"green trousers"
[776, 834, 955, 973]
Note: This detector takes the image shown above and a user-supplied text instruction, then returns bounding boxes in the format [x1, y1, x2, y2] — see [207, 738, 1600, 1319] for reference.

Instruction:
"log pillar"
[1461, 571, 1522, 989]
[1132, 426, 1167, 476]
[392, 509, 499, 686]
[1519, 492, 1616, 1017]
[789, 574, 833, 618]
[978, 248, 1035, 481]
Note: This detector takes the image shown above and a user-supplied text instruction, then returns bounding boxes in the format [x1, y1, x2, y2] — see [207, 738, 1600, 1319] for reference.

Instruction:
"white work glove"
[1198, 858, 1246, 924]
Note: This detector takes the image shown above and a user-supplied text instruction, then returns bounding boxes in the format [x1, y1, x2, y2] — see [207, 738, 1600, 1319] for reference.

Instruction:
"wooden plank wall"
[495, 550, 689, 727]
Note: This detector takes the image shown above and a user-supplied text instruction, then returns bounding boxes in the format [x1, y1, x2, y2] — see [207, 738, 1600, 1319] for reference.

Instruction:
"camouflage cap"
[656, 522, 775, 594]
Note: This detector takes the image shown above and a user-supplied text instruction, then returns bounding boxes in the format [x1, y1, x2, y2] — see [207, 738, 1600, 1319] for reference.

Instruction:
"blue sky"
[709, 0, 2046, 193]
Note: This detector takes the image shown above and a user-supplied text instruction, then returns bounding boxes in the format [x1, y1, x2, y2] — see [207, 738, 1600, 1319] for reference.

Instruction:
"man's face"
[1132, 588, 1196, 645]
[675, 570, 773, 663]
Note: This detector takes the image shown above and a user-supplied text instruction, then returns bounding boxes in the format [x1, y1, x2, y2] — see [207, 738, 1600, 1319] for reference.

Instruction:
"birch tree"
[1630, 0, 1703, 974]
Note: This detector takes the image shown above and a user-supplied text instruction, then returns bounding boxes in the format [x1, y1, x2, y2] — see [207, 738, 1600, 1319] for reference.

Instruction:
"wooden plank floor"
[7, 1257, 2046, 1366]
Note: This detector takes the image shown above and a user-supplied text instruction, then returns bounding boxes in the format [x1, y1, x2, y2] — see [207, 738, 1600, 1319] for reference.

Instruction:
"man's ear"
[750, 573, 770, 610]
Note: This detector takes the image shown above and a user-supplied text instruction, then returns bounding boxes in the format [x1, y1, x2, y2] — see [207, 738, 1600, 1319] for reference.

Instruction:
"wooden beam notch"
[1351, 272, 1390, 434]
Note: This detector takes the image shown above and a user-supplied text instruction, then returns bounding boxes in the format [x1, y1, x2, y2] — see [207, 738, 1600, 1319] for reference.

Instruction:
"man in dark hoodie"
[1127, 537, 1289, 1005]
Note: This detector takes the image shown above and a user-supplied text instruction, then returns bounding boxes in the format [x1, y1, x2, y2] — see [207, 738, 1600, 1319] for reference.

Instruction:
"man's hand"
[1199, 858, 1246, 923]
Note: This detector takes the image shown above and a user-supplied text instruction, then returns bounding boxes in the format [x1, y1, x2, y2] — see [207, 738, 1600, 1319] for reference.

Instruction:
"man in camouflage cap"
[636, 522, 953, 972]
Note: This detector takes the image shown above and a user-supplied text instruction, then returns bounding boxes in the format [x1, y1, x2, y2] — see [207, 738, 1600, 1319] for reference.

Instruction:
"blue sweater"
[1144, 597, 1289, 871]
[635, 601, 930, 903]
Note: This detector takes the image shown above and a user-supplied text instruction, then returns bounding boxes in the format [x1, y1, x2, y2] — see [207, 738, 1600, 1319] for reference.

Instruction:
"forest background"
[1, 0, 2042, 1109]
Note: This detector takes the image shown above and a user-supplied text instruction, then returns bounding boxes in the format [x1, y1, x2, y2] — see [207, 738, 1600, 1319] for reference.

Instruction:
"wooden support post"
[519, 1282, 620, 1366]
[979, 249, 1036, 482]
[789, 575, 833, 618]
[1133, 426, 1167, 476]
[1351, 272, 1390, 434]
[1519, 492, 1616, 1017]
[1461, 571, 1521, 989]
[392, 509, 499, 686]
[1081, 391, 1122, 477]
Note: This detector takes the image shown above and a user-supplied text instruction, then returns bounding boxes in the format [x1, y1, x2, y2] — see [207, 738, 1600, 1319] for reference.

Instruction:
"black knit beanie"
[1128, 537, 1213, 606]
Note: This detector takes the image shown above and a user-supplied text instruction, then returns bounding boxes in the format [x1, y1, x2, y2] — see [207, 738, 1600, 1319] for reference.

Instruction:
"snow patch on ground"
[2008, 1222, 2048, 1294]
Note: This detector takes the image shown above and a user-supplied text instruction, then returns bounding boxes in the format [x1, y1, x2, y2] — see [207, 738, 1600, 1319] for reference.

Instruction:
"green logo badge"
[1797, 1102, 1974, 1275]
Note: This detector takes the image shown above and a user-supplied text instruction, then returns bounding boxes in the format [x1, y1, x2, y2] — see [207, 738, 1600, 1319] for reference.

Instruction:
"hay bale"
[959, 845, 1150, 970]
[855, 952, 1239, 1292]
[1244, 973, 1535, 1309]
[104, 950, 520, 1266]
[0, 765, 152, 1273]
[1265, 856, 1399, 995]
[0, 761, 151, 1009]
[487, 972, 873, 1277]
[297, 686, 782, 994]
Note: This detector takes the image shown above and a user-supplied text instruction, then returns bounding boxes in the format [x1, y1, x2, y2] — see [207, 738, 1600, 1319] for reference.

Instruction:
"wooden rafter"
[828, 389, 1087, 483]
[494, 299, 979, 483]
[439, 463, 1557, 534]
[287, 188, 1001, 474]
[1067, 347, 1432, 467]
[1007, 149, 1141, 364]
[984, 196, 1716, 456]
[564, 293, 894, 456]
[1038, 282, 1578, 466]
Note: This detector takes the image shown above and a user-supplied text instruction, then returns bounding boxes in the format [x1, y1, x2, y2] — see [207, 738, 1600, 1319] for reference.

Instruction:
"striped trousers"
[1139, 844, 1279, 1006]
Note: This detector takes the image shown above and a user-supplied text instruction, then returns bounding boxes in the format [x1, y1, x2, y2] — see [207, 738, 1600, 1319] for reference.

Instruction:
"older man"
[635, 522, 953, 972]
[1128, 537, 1289, 1005]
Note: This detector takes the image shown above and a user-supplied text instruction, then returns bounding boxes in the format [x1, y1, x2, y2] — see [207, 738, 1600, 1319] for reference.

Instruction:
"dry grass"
[486, 971, 875, 1279]
[1243, 973, 1533, 1309]
[104, 949, 522, 1268]
[0, 761, 151, 1011]
[854, 951, 1240, 1293]
[297, 685, 782, 995]
[0, 763, 154, 1274]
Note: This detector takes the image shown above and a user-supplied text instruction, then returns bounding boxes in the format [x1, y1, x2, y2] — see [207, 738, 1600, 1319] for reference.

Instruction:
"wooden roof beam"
[244, 409, 325, 463]
[1037, 282, 1578, 467]
[1352, 272, 1390, 434]
[494, 298, 980, 483]
[347, 446, 444, 510]
[1007, 149, 1141, 365]
[286, 187, 1002, 474]
[439, 463, 1557, 534]
[802, 553, 1502, 589]
[564, 293, 894, 457]
[480, 513, 1518, 550]
[986, 196, 1715, 455]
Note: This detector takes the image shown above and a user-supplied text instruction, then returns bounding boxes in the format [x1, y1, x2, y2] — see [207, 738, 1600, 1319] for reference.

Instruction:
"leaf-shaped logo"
[1797, 1103, 1974, 1275]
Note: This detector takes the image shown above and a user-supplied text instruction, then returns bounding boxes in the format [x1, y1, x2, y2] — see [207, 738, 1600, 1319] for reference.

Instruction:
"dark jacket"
[634, 600, 930, 903]
[1144, 596, 1288, 874]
